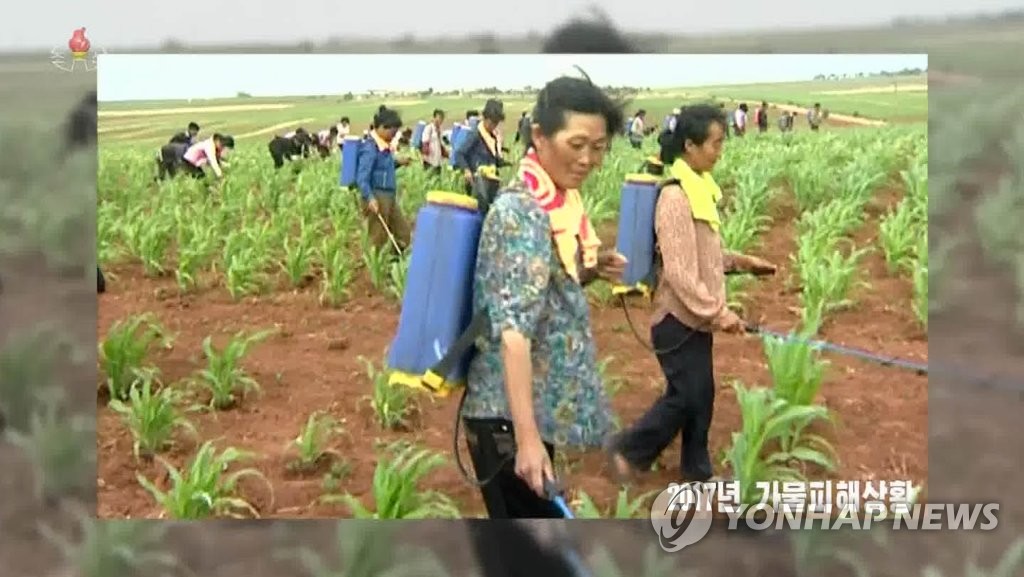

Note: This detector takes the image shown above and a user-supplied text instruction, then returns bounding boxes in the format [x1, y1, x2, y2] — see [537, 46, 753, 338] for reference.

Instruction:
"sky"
[97, 54, 928, 102]
[4, 0, 1023, 50]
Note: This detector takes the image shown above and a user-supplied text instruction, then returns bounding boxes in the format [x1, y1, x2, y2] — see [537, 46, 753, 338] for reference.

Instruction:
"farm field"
[95, 79, 929, 519]
[96, 74, 927, 149]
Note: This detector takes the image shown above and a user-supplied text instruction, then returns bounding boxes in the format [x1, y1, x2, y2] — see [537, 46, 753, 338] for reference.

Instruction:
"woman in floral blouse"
[459, 75, 627, 518]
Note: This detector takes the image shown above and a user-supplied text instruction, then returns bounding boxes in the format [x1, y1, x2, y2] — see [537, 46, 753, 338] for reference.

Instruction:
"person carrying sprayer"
[605, 104, 776, 484]
[356, 106, 412, 252]
[453, 98, 509, 213]
[457, 74, 627, 520]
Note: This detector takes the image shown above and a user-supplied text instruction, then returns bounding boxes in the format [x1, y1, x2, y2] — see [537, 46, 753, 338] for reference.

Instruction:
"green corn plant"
[721, 381, 836, 506]
[222, 229, 266, 299]
[39, 505, 180, 577]
[107, 368, 198, 460]
[363, 242, 394, 291]
[288, 410, 344, 473]
[281, 219, 317, 288]
[799, 244, 871, 324]
[573, 487, 660, 519]
[878, 199, 922, 275]
[321, 441, 460, 519]
[0, 323, 67, 433]
[137, 440, 271, 519]
[279, 521, 453, 577]
[359, 355, 418, 431]
[762, 332, 829, 407]
[99, 313, 173, 401]
[194, 329, 274, 410]
[387, 252, 410, 300]
[6, 390, 96, 502]
[320, 236, 355, 307]
[137, 219, 174, 277]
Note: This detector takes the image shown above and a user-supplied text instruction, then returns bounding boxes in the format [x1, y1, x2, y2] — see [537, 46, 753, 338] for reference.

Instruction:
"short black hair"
[433, 108, 444, 117]
[658, 104, 727, 164]
[340, 116, 350, 123]
[814, 102, 821, 107]
[375, 107, 403, 129]
[542, 19, 636, 53]
[215, 133, 235, 148]
[530, 76, 624, 145]
[483, 99, 505, 122]
[188, 121, 200, 131]
[466, 109, 479, 120]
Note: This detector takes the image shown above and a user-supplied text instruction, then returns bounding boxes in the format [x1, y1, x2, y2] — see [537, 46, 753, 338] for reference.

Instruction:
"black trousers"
[462, 417, 563, 519]
[615, 314, 716, 481]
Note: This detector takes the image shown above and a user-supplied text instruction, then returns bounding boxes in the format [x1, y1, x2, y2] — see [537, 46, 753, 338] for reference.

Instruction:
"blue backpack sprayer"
[609, 173, 931, 372]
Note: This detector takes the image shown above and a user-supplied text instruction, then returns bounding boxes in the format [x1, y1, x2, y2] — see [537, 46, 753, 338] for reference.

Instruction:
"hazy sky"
[5, 0, 1023, 49]
[98, 54, 927, 101]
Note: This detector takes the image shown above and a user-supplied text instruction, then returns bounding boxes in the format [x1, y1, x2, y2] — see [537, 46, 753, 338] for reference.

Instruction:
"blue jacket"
[355, 132, 398, 200]
[453, 126, 507, 174]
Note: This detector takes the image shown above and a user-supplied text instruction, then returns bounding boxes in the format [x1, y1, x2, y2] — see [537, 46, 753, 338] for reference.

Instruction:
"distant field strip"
[814, 84, 928, 95]
[238, 118, 315, 139]
[103, 122, 225, 141]
[98, 103, 295, 118]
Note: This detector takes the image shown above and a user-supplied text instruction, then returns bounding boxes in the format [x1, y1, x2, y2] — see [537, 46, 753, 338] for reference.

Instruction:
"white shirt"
[421, 122, 444, 167]
[335, 123, 350, 146]
[734, 109, 747, 129]
[630, 116, 644, 135]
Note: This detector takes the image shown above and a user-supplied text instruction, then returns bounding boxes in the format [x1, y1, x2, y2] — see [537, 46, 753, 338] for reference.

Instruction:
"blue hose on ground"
[544, 479, 594, 577]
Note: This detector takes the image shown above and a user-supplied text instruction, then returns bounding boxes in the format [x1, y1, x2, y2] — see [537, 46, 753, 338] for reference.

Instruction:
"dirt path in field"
[238, 118, 316, 138]
[767, 103, 887, 126]
[98, 103, 295, 118]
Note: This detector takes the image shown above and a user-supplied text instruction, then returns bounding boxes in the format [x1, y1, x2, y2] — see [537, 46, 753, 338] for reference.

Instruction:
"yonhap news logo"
[650, 479, 1002, 553]
[649, 481, 714, 552]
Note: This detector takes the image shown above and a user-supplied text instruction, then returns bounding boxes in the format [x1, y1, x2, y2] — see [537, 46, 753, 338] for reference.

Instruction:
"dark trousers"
[615, 314, 716, 481]
[462, 417, 563, 519]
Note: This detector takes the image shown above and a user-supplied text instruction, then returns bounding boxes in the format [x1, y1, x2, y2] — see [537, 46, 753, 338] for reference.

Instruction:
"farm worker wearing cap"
[420, 108, 447, 175]
[605, 104, 776, 485]
[453, 99, 509, 193]
[356, 106, 411, 252]
[458, 75, 628, 519]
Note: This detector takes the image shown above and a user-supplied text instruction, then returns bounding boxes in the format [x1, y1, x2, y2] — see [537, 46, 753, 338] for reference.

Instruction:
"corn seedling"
[99, 313, 172, 401]
[108, 368, 198, 460]
[288, 410, 344, 473]
[137, 440, 271, 519]
[281, 521, 453, 577]
[0, 323, 65, 433]
[762, 332, 829, 407]
[320, 234, 354, 307]
[281, 219, 317, 288]
[322, 441, 460, 519]
[721, 381, 836, 506]
[387, 252, 410, 300]
[6, 390, 96, 502]
[39, 505, 180, 577]
[879, 198, 923, 275]
[573, 487, 660, 519]
[363, 242, 394, 291]
[194, 329, 273, 410]
[359, 355, 418, 430]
